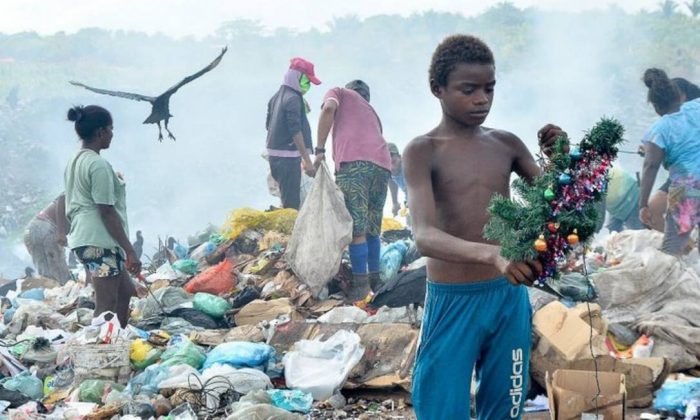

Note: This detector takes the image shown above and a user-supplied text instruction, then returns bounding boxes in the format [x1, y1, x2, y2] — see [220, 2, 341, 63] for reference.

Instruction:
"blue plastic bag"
[203, 342, 275, 370]
[160, 336, 206, 369]
[653, 378, 700, 412]
[379, 241, 409, 284]
[172, 259, 199, 275]
[174, 243, 189, 259]
[19, 288, 44, 301]
[4, 307, 16, 324]
[268, 389, 313, 413]
[1, 372, 43, 400]
[126, 364, 172, 396]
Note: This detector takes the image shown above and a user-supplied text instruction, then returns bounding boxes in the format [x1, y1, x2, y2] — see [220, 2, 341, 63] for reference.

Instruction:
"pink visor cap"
[289, 57, 321, 85]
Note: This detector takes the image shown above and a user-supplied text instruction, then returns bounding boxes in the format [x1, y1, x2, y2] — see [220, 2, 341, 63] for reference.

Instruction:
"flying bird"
[70, 47, 228, 142]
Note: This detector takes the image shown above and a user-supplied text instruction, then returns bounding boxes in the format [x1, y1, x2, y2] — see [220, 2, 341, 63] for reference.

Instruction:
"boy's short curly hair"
[429, 35, 495, 87]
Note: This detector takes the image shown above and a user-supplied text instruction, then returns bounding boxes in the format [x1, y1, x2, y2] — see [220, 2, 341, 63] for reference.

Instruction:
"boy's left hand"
[538, 124, 569, 156]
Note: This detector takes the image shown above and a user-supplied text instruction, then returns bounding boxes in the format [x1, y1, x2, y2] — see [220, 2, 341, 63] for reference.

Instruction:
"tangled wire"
[179, 373, 241, 417]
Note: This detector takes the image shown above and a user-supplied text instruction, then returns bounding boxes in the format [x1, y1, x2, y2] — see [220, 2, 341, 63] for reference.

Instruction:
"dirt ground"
[310, 389, 653, 419]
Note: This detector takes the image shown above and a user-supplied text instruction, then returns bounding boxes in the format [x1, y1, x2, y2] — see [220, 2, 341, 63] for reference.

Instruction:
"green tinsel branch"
[484, 118, 625, 269]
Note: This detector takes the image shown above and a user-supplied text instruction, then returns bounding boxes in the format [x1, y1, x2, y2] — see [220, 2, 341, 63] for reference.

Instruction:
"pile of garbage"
[0, 207, 425, 419]
[0, 202, 699, 418]
[527, 229, 700, 417]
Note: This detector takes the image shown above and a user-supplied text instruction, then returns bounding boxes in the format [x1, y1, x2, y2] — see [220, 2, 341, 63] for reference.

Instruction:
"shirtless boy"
[405, 35, 566, 419]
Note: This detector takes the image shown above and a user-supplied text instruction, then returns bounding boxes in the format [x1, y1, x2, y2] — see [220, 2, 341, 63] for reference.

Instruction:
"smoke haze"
[0, 4, 698, 277]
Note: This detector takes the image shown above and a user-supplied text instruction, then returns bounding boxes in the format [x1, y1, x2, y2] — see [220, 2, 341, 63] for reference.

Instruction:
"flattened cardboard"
[533, 301, 607, 361]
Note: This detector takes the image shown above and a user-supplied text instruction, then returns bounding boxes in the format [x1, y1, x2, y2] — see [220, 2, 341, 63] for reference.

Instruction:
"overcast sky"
[2, 0, 661, 37]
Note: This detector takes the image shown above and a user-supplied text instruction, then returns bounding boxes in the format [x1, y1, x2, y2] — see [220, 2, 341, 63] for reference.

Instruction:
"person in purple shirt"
[265, 57, 321, 209]
[314, 80, 392, 299]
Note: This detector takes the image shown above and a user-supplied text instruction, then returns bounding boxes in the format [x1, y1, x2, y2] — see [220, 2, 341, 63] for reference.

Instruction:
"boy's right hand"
[538, 124, 569, 156]
[495, 254, 542, 286]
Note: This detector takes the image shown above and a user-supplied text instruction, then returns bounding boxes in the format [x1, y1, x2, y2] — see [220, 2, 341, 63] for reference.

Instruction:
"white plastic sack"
[365, 305, 424, 324]
[286, 163, 353, 297]
[283, 329, 364, 400]
[317, 306, 369, 324]
[595, 230, 700, 371]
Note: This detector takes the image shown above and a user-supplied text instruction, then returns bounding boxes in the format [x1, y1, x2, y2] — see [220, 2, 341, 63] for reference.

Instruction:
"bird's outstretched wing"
[162, 47, 228, 96]
[69, 81, 155, 102]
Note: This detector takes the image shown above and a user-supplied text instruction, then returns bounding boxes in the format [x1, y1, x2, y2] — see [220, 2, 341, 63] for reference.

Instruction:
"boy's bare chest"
[431, 143, 514, 195]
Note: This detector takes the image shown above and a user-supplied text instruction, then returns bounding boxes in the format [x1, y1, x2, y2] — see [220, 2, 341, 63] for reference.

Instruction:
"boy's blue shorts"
[412, 277, 532, 419]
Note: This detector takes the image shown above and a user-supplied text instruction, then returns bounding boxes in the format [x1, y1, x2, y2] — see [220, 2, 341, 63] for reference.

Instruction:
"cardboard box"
[546, 369, 626, 420]
[531, 352, 669, 408]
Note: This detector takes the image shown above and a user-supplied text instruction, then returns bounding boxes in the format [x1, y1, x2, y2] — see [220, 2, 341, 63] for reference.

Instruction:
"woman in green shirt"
[64, 105, 141, 327]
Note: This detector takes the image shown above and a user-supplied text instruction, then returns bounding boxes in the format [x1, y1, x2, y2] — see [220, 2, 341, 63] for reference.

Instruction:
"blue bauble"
[570, 148, 582, 161]
[558, 173, 572, 185]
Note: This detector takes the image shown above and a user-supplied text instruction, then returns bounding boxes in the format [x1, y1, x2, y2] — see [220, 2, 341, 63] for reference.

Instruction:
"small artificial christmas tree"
[484, 118, 625, 294]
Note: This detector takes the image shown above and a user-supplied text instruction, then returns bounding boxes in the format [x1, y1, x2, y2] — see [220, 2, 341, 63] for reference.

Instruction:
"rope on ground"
[583, 252, 601, 417]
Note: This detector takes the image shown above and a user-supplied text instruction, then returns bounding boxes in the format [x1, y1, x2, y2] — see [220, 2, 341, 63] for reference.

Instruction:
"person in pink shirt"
[315, 80, 392, 300]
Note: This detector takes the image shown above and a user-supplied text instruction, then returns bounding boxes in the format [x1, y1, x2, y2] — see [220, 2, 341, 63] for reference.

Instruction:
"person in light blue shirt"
[639, 68, 700, 255]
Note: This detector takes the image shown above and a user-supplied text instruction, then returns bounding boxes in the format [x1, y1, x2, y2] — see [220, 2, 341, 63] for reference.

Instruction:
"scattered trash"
[0, 208, 697, 419]
[317, 306, 369, 324]
[184, 259, 236, 295]
[524, 394, 549, 412]
[159, 336, 206, 368]
[268, 389, 313, 413]
[1, 372, 43, 400]
[653, 378, 700, 414]
[130, 338, 163, 370]
[232, 285, 262, 309]
[78, 379, 123, 404]
[203, 342, 275, 370]
[379, 240, 409, 284]
[228, 390, 303, 420]
[234, 298, 300, 325]
[172, 259, 199, 275]
[193, 292, 231, 319]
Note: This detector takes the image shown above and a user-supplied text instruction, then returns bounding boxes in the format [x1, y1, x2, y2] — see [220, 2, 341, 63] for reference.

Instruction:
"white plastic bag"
[146, 262, 185, 282]
[286, 163, 353, 297]
[91, 311, 128, 344]
[156, 364, 200, 389]
[283, 330, 364, 400]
